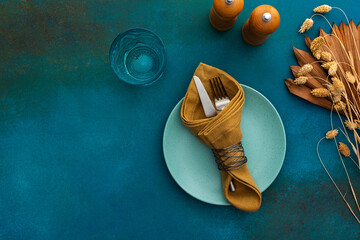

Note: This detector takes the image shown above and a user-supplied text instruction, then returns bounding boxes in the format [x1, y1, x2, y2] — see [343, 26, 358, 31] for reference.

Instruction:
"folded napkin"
[181, 63, 262, 212]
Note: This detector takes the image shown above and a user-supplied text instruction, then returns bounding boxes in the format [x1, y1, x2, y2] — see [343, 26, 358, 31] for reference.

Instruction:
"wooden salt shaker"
[241, 5, 280, 45]
[209, 0, 244, 31]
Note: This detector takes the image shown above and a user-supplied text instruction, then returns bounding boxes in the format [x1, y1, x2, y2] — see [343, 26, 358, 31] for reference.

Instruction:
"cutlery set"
[193, 75, 236, 192]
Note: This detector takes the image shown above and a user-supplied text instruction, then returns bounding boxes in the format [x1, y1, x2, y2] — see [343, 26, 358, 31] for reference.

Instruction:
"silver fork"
[210, 76, 230, 111]
[209, 76, 236, 192]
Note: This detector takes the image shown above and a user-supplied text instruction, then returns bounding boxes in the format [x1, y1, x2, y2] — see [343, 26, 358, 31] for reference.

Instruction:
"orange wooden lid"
[249, 5, 280, 34]
[213, 0, 244, 18]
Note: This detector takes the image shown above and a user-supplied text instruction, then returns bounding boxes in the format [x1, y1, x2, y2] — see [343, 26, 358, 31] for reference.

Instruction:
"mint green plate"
[163, 85, 286, 205]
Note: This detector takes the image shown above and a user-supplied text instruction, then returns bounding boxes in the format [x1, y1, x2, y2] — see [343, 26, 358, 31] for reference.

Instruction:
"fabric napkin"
[180, 63, 262, 212]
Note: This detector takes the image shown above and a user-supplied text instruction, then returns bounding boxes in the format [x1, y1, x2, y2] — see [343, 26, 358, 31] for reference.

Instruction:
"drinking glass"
[109, 28, 166, 86]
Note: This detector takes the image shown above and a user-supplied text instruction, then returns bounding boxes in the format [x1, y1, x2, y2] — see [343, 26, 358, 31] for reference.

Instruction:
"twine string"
[211, 142, 247, 171]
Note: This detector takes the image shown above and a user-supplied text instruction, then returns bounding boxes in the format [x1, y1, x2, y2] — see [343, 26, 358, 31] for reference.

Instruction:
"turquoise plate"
[163, 85, 286, 205]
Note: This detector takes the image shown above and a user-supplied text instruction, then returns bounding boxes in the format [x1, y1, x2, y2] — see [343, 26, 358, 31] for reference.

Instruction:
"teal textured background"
[0, 0, 359, 239]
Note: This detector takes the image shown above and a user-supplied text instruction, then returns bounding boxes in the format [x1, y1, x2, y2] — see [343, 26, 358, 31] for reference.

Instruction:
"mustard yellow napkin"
[181, 63, 262, 212]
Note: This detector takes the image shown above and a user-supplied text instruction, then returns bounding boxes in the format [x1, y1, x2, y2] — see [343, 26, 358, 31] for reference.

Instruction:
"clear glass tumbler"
[109, 28, 166, 86]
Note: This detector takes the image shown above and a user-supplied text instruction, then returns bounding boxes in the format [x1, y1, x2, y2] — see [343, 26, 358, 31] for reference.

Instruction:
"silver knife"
[193, 76, 217, 118]
[193, 75, 236, 192]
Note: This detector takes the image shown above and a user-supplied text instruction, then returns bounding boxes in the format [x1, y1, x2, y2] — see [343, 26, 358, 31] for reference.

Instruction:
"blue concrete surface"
[0, 0, 359, 239]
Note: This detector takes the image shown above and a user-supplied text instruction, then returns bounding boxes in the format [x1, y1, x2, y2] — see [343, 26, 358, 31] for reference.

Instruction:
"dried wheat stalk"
[286, 5, 360, 224]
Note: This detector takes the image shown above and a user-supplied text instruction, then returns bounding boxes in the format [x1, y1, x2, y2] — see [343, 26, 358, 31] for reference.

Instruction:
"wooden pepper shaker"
[241, 5, 280, 45]
[209, 0, 244, 31]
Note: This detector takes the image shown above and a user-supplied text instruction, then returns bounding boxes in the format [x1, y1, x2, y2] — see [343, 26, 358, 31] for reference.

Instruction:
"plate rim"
[162, 84, 287, 205]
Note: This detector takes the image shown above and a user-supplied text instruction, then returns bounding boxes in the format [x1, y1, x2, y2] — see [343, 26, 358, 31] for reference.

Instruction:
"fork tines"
[210, 76, 228, 100]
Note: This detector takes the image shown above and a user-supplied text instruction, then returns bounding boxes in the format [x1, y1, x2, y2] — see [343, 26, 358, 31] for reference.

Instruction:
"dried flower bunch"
[338, 142, 351, 157]
[299, 18, 314, 34]
[286, 5, 360, 224]
[297, 63, 313, 76]
[311, 88, 330, 97]
[294, 76, 308, 85]
[313, 4, 332, 13]
[325, 129, 338, 139]
[345, 120, 358, 130]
